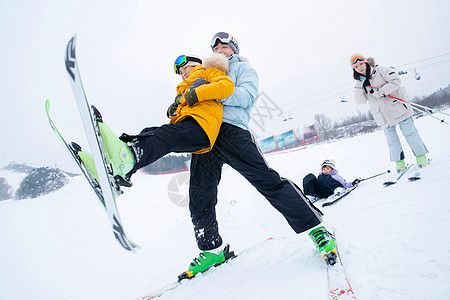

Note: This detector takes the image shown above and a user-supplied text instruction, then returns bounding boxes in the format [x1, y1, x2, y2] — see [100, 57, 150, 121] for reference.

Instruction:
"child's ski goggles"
[173, 55, 202, 74]
[350, 53, 365, 65]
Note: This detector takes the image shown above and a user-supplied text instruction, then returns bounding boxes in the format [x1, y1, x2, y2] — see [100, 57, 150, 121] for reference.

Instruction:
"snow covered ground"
[1, 111, 449, 300]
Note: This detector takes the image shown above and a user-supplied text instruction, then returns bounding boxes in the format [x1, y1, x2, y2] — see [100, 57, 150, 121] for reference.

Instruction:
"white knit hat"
[321, 159, 336, 169]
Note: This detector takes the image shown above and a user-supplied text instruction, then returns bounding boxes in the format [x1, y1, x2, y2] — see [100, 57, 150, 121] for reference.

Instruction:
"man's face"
[213, 42, 235, 58]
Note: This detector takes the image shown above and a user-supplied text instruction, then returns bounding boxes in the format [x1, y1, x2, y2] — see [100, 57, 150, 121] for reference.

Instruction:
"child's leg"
[383, 125, 404, 162]
[398, 117, 428, 157]
[302, 173, 319, 197]
[317, 174, 343, 198]
[130, 118, 209, 172]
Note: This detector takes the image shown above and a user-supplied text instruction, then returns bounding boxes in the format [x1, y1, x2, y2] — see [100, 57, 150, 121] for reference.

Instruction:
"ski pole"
[360, 170, 391, 182]
[366, 84, 448, 124]
[408, 103, 448, 124]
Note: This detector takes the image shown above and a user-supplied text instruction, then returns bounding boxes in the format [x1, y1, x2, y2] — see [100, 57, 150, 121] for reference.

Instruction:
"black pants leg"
[189, 150, 224, 251]
[189, 123, 323, 250]
[317, 174, 343, 198]
[121, 118, 210, 172]
[303, 173, 319, 197]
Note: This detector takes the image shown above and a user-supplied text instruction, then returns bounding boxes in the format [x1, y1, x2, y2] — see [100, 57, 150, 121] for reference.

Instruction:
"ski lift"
[339, 93, 347, 103]
[391, 66, 407, 75]
[414, 68, 421, 80]
[282, 112, 293, 122]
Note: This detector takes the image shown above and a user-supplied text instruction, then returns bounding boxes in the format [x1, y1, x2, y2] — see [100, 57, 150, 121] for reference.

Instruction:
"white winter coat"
[354, 65, 414, 129]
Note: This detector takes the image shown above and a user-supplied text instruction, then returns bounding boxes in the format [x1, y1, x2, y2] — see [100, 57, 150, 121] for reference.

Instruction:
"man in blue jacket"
[179, 32, 328, 280]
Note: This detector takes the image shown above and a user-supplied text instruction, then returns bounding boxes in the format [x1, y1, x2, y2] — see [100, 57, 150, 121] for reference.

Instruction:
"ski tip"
[383, 181, 395, 186]
[45, 99, 51, 113]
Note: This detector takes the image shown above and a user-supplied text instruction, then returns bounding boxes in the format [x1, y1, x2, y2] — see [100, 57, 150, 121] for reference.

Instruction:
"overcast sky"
[1, 0, 449, 170]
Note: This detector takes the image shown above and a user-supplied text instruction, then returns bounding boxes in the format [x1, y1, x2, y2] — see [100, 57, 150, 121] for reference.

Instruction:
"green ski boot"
[98, 122, 135, 178]
[178, 244, 235, 281]
[416, 155, 428, 168]
[70, 141, 100, 186]
[395, 160, 406, 173]
[92, 106, 135, 186]
[309, 226, 337, 265]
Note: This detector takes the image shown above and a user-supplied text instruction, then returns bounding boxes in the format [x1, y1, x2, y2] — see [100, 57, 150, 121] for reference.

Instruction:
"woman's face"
[352, 60, 367, 74]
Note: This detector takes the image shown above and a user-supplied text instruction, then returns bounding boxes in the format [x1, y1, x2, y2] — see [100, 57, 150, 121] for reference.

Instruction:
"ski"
[408, 159, 432, 181]
[383, 164, 414, 186]
[322, 186, 357, 207]
[327, 245, 356, 299]
[316, 229, 356, 300]
[45, 100, 104, 204]
[64, 35, 137, 252]
[133, 239, 274, 299]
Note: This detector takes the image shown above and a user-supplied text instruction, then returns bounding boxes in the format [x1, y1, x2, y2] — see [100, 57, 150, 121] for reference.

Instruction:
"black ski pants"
[303, 173, 343, 199]
[121, 118, 209, 172]
[189, 123, 323, 251]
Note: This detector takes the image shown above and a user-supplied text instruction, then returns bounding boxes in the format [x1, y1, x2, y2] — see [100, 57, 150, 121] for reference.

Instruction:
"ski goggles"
[173, 55, 202, 74]
[210, 32, 234, 48]
[174, 55, 188, 75]
[350, 53, 365, 65]
[321, 159, 335, 169]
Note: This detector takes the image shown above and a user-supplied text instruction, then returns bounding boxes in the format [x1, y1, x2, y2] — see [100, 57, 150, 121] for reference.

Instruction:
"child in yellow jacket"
[77, 53, 234, 186]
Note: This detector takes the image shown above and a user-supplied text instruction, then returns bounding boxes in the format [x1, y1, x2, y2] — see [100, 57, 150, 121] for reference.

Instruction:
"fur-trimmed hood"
[202, 53, 229, 73]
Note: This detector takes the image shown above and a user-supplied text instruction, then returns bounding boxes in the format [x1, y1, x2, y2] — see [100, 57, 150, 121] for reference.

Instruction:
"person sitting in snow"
[303, 159, 360, 201]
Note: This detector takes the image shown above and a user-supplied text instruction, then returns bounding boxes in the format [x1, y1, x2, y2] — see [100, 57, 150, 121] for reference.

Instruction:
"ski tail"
[383, 163, 414, 186]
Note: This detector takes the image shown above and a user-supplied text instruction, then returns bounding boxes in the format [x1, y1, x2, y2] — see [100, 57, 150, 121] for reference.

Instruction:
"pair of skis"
[46, 35, 137, 252]
[383, 160, 431, 186]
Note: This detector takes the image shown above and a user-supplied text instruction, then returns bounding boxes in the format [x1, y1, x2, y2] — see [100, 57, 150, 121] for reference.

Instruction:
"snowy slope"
[0, 112, 449, 300]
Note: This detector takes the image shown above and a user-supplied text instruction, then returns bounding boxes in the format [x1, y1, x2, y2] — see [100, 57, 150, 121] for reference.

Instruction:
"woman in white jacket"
[350, 53, 428, 172]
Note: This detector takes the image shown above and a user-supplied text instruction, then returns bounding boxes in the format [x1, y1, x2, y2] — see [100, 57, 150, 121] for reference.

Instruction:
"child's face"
[179, 65, 194, 81]
[322, 166, 333, 175]
[352, 60, 367, 74]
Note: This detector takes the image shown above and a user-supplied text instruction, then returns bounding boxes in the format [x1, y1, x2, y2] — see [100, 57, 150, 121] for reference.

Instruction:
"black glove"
[185, 89, 199, 107]
[167, 94, 183, 118]
[167, 102, 178, 118]
[370, 88, 385, 98]
[352, 178, 362, 186]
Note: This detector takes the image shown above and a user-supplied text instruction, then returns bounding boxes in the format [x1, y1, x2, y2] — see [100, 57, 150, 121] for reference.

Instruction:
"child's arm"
[375, 65, 402, 96]
[331, 173, 354, 188]
[193, 68, 234, 101]
[354, 79, 368, 105]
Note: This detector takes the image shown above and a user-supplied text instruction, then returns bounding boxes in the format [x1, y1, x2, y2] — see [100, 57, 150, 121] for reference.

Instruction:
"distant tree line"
[413, 84, 450, 110]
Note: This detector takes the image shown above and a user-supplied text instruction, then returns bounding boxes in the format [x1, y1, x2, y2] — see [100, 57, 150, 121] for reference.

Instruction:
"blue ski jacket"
[219, 55, 259, 130]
